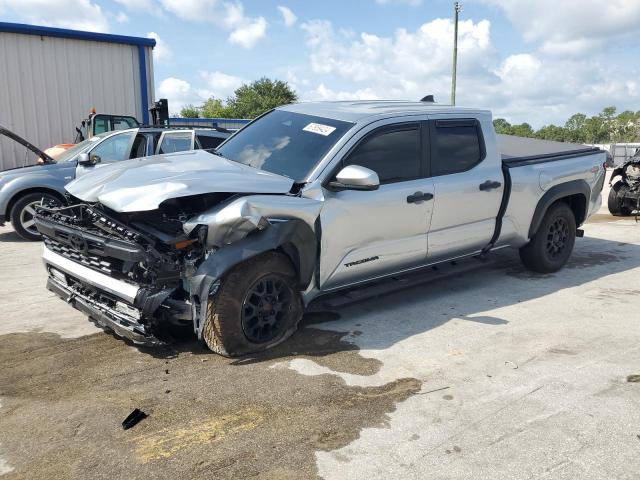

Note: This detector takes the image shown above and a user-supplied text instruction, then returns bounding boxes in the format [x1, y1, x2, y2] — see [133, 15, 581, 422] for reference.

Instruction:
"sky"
[1, 0, 639, 127]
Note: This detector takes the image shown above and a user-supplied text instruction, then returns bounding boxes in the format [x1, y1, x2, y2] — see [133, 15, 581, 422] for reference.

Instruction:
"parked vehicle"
[0, 126, 230, 240]
[73, 111, 140, 143]
[34, 100, 606, 356]
[608, 149, 640, 216]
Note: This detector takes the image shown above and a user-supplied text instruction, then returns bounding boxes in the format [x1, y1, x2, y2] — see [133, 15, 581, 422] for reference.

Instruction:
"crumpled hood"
[65, 150, 295, 212]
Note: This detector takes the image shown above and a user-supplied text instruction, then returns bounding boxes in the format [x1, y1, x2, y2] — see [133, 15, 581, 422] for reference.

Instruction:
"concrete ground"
[1, 184, 639, 479]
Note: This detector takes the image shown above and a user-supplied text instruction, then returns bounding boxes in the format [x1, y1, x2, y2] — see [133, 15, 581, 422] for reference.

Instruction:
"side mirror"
[78, 153, 100, 166]
[329, 165, 380, 191]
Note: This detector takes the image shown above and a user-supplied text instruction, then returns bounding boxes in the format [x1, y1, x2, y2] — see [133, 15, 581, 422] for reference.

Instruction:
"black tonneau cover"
[498, 134, 602, 167]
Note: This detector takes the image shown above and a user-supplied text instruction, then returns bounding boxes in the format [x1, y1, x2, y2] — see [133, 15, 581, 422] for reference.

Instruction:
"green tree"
[535, 124, 567, 142]
[200, 98, 229, 118]
[226, 78, 298, 118]
[178, 77, 298, 119]
[180, 104, 200, 118]
[493, 118, 512, 134]
[564, 113, 587, 143]
[510, 123, 535, 138]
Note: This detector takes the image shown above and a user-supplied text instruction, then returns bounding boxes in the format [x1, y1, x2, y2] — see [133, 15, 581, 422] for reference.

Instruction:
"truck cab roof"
[277, 100, 491, 124]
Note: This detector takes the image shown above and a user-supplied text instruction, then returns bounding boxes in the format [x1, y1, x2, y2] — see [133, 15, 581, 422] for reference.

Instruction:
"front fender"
[188, 218, 317, 338]
[0, 168, 73, 216]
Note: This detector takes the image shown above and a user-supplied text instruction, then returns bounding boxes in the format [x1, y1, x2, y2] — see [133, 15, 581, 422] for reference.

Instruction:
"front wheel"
[10, 192, 62, 241]
[201, 252, 303, 357]
[519, 202, 577, 273]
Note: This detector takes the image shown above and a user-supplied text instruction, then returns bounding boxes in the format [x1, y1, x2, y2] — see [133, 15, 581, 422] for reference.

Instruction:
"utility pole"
[451, 2, 461, 105]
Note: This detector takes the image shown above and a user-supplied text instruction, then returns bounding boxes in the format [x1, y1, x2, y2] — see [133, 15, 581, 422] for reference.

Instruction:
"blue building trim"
[138, 45, 150, 124]
[0, 22, 156, 47]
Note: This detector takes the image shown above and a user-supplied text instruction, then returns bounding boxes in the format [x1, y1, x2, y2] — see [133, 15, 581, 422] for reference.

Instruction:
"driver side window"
[343, 124, 421, 184]
[89, 132, 135, 163]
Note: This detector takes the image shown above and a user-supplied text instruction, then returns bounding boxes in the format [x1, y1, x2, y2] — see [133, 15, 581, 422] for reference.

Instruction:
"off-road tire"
[607, 182, 632, 216]
[519, 202, 577, 273]
[201, 252, 303, 357]
[10, 192, 62, 241]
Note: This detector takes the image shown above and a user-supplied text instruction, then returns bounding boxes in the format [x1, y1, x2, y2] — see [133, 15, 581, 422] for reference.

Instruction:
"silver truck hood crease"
[183, 195, 323, 248]
[65, 150, 295, 212]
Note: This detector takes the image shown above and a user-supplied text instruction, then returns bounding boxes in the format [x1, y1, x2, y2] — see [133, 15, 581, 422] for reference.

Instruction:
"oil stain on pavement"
[0, 321, 421, 480]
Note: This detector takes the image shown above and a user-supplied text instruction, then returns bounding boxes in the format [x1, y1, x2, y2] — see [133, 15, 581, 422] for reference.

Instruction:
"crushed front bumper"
[43, 247, 165, 346]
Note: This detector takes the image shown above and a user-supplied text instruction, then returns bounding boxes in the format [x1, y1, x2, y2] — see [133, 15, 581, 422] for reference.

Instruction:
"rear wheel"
[10, 192, 62, 241]
[519, 202, 576, 273]
[201, 252, 303, 357]
[607, 182, 632, 216]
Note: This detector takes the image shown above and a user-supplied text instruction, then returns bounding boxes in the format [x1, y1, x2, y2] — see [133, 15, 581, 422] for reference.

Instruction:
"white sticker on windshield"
[303, 123, 336, 136]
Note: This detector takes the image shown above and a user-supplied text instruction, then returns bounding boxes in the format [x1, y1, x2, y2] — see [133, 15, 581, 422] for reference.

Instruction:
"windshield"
[216, 110, 353, 181]
[57, 132, 112, 162]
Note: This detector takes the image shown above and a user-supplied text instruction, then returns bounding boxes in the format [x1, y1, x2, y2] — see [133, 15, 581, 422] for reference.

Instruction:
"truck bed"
[498, 134, 602, 167]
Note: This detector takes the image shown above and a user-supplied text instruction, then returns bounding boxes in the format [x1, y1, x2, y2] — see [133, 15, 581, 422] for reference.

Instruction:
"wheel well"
[276, 243, 303, 286]
[558, 194, 587, 226]
[6, 188, 66, 220]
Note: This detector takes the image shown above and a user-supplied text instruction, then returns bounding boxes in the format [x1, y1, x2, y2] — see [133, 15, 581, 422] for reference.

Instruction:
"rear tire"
[10, 192, 62, 241]
[201, 252, 303, 357]
[607, 182, 632, 216]
[519, 202, 576, 273]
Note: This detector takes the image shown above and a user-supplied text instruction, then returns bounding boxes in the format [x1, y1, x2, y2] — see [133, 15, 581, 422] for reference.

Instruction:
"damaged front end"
[35, 192, 320, 346]
[610, 155, 640, 214]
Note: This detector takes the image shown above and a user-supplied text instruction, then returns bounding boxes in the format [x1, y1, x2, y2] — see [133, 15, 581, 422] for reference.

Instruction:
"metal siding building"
[0, 23, 155, 170]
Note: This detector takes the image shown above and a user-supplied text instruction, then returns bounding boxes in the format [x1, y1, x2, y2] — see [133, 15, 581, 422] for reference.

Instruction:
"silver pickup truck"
[34, 101, 606, 356]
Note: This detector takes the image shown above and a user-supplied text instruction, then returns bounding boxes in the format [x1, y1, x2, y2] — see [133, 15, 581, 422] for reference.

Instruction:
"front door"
[75, 131, 137, 178]
[427, 118, 504, 260]
[319, 122, 434, 290]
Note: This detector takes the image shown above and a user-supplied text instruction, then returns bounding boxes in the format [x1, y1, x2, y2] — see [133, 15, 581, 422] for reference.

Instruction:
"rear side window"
[431, 120, 483, 176]
[344, 125, 421, 184]
[158, 132, 193, 154]
[196, 135, 225, 150]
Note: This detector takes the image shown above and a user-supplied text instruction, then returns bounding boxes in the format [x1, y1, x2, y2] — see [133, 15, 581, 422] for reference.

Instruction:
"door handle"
[406, 191, 434, 204]
[479, 180, 502, 191]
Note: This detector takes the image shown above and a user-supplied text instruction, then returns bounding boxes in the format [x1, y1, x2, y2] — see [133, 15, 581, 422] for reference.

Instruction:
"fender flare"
[188, 219, 317, 337]
[528, 180, 590, 238]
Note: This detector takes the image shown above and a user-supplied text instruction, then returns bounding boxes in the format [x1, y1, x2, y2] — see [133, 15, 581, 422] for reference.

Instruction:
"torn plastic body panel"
[188, 218, 318, 340]
[182, 194, 322, 339]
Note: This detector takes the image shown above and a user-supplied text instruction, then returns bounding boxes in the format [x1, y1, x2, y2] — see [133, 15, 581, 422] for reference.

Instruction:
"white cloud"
[114, 12, 129, 23]
[375, 0, 422, 5]
[157, 72, 247, 114]
[299, 16, 640, 127]
[0, 0, 110, 32]
[159, 0, 267, 48]
[147, 32, 171, 63]
[484, 0, 640, 55]
[199, 71, 245, 99]
[157, 77, 205, 114]
[114, 0, 156, 11]
[228, 16, 267, 48]
[277, 6, 297, 27]
[305, 84, 379, 101]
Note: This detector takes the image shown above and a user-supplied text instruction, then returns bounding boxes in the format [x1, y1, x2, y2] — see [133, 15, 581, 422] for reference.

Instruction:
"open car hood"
[65, 149, 295, 213]
[1, 124, 55, 165]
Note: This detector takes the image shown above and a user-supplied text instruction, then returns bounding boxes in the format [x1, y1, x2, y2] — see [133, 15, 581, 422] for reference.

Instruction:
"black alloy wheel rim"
[546, 217, 569, 259]
[241, 275, 292, 343]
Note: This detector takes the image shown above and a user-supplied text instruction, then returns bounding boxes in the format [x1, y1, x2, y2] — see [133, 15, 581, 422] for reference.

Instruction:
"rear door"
[427, 117, 504, 260]
[319, 120, 435, 290]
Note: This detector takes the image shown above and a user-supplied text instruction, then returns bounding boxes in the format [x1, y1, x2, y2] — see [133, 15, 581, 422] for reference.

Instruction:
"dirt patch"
[566, 251, 620, 269]
[0, 327, 420, 480]
[627, 374, 640, 383]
